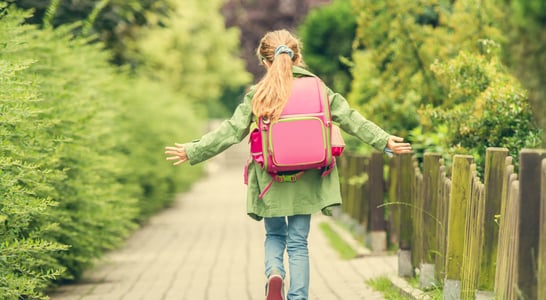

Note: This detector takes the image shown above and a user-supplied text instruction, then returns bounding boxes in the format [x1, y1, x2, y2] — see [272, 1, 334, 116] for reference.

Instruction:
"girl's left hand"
[165, 143, 188, 166]
[386, 136, 412, 154]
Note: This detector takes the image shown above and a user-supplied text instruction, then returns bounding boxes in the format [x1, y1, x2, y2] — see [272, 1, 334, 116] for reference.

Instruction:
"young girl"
[165, 29, 411, 300]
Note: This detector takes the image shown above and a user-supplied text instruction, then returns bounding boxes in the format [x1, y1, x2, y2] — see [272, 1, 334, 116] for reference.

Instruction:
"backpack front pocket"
[268, 117, 327, 167]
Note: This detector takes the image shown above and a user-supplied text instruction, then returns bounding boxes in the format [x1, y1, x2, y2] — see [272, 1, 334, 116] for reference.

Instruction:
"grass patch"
[366, 277, 408, 300]
[408, 276, 443, 299]
[424, 288, 443, 299]
[319, 222, 358, 260]
[367, 276, 444, 300]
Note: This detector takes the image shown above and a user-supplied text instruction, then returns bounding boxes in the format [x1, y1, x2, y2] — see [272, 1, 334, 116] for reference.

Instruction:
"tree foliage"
[348, 0, 540, 169]
[222, 0, 311, 79]
[298, 0, 356, 95]
[497, 0, 546, 147]
[131, 0, 251, 117]
[350, 0, 502, 135]
[9, 0, 174, 65]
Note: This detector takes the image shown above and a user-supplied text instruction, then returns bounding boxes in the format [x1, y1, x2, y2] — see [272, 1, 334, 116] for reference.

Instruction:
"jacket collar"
[248, 65, 317, 95]
[292, 65, 317, 77]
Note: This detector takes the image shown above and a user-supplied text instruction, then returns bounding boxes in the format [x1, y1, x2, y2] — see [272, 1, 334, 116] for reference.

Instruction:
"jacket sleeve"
[328, 87, 390, 151]
[183, 92, 253, 165]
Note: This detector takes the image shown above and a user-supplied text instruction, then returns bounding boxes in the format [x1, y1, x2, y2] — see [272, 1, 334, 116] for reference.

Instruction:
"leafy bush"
[0, 6, 206, 298]
[424, 49, 541, 173]
[1, 9, 69, 299]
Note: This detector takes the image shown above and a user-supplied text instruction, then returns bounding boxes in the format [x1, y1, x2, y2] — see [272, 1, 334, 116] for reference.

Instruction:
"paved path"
[49, 140, 397, 300]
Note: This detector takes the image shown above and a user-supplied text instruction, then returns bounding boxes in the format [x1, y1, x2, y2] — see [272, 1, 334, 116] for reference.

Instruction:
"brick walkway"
[49, 141, 397, 300]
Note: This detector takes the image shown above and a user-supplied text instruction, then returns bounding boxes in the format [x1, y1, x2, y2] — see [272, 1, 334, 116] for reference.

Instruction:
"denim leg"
[264, 217, 287, 279]
[286, 214, 311, 300]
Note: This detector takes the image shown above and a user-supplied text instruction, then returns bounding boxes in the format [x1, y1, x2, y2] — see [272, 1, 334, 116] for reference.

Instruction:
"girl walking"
[165, 29, 411, 300]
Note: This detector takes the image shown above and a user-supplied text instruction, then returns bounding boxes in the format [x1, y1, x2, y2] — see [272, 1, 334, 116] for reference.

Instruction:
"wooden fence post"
[350, 155, 365, 222]
[398, 153, 414, 277]
[354, 155, 367, 239]
[369, 152, 386, 252]
[444, 155, 473, 300]
[476, 148, 508, 297]
[435, 164, 450, 284]
[339, 154, 349, 216]
[420, 153, 442, 289]
[345, 154, 358, 219]
[358, 156, 370, 230]
[517, 149, 546, 300]
[539, 158, 546, 300]
[506, 179, 520, 300]
[412, 159, 424, 272]
[494, 164, 518, 300]
[461, 165, 485, 300]
[388, 155, 401, 249]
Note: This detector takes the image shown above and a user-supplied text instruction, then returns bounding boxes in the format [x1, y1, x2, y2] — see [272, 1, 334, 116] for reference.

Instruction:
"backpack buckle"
[274, 172, 304, 183]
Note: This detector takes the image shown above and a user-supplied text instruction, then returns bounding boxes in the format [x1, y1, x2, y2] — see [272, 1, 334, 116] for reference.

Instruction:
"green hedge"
[0, 7, 203, 299]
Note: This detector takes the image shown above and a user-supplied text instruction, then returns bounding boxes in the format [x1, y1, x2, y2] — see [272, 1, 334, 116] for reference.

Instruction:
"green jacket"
[184, 66, 390, 221]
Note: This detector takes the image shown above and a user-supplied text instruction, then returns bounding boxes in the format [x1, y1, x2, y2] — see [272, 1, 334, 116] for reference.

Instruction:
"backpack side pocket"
[249, 128, 264, 167]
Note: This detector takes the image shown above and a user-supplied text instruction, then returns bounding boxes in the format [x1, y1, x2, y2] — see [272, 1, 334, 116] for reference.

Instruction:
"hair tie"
[274, 45, 294, 59]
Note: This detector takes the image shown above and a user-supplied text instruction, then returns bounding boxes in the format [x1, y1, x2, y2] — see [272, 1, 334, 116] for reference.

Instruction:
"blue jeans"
[264, 215, 311, 300]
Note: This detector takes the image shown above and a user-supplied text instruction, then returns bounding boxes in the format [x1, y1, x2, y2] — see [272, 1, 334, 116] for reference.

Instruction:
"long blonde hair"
[252, 30, 303, 122]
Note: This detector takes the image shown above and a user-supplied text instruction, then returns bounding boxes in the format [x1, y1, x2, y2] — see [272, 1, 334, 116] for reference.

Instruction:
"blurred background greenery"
[0, 0, 544, 298]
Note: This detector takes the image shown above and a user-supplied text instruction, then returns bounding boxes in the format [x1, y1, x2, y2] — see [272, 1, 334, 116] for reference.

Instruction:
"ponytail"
[252, 30, 303, 122]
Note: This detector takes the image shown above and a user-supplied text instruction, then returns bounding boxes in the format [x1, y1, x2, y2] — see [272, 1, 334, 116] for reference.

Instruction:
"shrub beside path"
[49, 139, 397, 300]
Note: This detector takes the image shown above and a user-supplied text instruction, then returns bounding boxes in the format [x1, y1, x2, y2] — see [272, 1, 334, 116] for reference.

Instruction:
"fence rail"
[337, 147, 546, 299]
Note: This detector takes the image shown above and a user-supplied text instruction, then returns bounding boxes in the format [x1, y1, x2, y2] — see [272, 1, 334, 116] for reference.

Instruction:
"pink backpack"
[247, 76, 345, 198]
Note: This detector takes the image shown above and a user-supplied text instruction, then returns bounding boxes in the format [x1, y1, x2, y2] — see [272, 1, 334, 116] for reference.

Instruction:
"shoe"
[265, 274, 284, 300]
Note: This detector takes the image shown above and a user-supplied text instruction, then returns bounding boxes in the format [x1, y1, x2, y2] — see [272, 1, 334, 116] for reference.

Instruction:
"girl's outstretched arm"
[166, 91, 254, 166]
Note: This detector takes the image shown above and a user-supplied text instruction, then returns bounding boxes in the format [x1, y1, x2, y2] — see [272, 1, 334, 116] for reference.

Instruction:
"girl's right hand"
[386, 136, 412, 154]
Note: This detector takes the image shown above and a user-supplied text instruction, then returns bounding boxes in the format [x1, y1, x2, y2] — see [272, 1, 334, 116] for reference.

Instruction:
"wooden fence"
[337, 148, 546, 299]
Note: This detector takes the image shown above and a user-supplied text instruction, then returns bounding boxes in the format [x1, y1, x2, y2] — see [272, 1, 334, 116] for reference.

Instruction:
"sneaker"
[265, 274, 284, 300]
